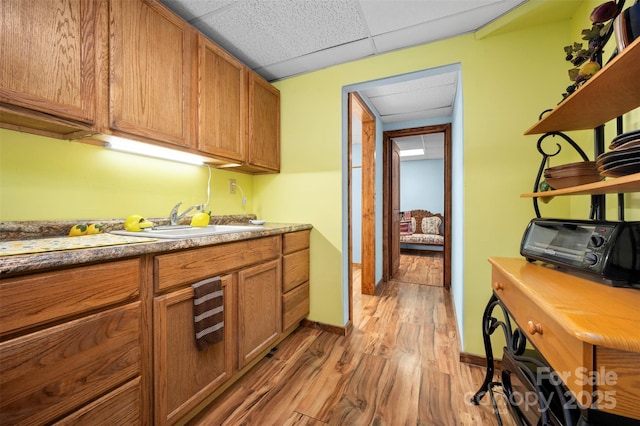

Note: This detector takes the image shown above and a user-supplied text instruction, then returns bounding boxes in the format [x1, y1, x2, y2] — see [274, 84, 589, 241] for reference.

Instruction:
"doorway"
[383, 124, 452, 290]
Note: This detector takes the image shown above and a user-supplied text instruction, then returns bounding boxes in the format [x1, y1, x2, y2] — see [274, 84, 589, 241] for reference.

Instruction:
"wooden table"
[472, 257, 640, 425]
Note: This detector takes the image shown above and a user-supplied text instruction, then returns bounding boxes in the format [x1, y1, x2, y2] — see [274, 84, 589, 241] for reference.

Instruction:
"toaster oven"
[520, 218, 640, 288]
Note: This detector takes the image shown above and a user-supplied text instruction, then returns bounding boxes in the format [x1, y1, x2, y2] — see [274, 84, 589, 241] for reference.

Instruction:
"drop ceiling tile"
[372, 14, 476, 53]
[393, 135, 424, 149]
[194, 0, 368, 68]
[381, 106, 453, 123]
[371, 0, 524, 53]
[422, 106, 454, 118]
[363, 71, 458, 98]
[423, 133, 445, 144]
[359, 0, 500, 36]
[372, 86, 455, 115]
[255, 38, 375, 81]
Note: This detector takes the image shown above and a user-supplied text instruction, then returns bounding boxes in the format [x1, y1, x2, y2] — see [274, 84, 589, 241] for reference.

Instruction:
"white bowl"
[249, 220, 266, 225]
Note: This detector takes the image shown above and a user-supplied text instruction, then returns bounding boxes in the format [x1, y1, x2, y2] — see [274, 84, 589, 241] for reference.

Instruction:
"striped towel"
[192, 276, 224, 351]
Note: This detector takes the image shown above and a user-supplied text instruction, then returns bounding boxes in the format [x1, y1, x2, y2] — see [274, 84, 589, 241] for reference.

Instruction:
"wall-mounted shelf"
[521, 172, 640, 197]
[525, 37, 640, 135]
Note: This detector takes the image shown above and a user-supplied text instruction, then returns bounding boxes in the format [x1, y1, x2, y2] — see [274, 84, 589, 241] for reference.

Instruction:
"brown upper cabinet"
[109, 0, 193, 149]
[197, 35, 281, 173]
[0, 0, 99, 138]
[196, 36, 246, 163]
[248, 73, 281, 172]
[0, 0, 280, 174]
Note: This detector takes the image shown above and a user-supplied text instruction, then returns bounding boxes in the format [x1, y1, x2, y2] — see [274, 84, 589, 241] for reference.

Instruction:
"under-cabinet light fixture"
[106, 137, 204, 166]
[399, 149, 424, 157]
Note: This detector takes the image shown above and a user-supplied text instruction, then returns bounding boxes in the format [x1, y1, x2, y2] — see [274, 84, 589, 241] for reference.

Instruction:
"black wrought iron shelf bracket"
[532, 129, 592, 219]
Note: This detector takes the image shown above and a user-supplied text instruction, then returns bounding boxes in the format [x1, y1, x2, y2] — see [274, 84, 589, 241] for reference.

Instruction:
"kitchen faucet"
[169, 202, 204, 226]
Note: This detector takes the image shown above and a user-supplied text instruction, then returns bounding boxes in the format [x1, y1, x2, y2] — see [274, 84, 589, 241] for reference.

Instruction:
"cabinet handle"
[492, 281, 504, 291]
[528, 321, 543, 335]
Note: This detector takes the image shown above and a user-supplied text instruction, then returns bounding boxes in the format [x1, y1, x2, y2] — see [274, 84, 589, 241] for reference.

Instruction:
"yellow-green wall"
[0, 129, 255, 221]
[254, 1, 639, 355]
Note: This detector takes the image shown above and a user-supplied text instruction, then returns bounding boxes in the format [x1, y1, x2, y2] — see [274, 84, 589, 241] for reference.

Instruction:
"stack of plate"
[544, 161, 602, 189]
[597, 130, 640, 178]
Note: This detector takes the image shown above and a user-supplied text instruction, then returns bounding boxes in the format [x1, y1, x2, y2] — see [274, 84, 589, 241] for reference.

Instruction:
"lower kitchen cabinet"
[0, 258, 143, 425]
[152, 235, 285, 424]
[153, 274, 234, 425]
[282, 230, 310, 331]
[1, 229, 311, 425]
[237, 259, 282, 368]
[0, 303, 141, 425]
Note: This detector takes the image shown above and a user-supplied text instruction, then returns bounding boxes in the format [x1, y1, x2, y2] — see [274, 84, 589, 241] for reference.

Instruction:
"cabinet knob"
[492, 281, 504, 291]
[528, 321, 543, 335]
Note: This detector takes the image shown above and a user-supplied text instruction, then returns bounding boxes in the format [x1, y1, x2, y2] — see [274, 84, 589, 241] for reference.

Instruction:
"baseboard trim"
[460, 352, 502, 371]
[301, 319, 353, 336]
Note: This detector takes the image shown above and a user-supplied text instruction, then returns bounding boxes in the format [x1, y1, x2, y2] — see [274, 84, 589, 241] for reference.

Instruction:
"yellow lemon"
[190, 212, 211, 227]
[124, 215, 154, 232]
[69, 223, 88, 236]
[87, 223, 104, 234]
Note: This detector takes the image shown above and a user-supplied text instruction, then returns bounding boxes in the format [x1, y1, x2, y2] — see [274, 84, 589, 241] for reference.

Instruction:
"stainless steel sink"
[111, 224, 264, 239]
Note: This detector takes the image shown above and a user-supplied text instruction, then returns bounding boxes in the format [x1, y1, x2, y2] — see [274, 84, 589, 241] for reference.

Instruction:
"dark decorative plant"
[561, 0, 625, 99]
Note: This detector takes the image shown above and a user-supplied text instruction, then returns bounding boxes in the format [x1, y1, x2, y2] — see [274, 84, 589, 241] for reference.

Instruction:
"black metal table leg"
[471, 293, 500, 404]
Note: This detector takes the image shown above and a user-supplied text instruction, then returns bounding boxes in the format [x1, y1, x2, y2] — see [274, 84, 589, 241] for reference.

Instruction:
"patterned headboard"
[410, 210, 444, 235]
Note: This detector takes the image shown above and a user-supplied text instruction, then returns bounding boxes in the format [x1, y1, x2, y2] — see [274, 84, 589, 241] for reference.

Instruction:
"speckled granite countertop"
[0, 216, 312, 276]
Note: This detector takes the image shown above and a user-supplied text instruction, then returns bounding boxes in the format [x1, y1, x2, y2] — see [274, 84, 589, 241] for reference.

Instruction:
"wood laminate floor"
[395, 251, 444, 286]
[188, 255, 513, 425]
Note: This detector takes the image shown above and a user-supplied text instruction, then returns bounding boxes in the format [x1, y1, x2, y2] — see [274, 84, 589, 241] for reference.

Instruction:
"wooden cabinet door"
[247, 72, 280, 172]
[109, 0, 192, 148]
[237, 259, 282, 368]
[0, 0, 97, 127]
[0, 303, 141, 425]
[153, 275, 234, 426]
[197, 36, 246, 162]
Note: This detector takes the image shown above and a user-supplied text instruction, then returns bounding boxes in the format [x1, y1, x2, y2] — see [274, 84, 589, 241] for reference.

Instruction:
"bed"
[400, 209, 444, 252]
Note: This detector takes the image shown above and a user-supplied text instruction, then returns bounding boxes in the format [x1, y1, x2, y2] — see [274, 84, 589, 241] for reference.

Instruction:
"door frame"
[348, 92, 377, 324]
[382, 124, 452, 289]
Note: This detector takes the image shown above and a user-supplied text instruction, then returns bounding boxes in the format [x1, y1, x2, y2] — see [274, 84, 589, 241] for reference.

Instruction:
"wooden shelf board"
[521, 172, 640, 197]
[525, 37, 640, 135]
